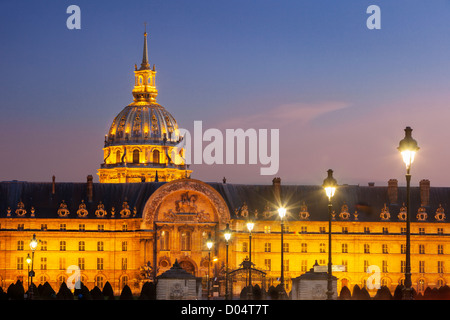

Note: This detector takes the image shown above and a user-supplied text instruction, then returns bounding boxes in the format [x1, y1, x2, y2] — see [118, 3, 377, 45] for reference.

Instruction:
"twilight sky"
[1, 0, 450, 186]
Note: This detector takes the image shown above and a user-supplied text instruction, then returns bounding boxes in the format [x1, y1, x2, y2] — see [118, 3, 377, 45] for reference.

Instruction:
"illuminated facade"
[1, 34, 450, 299]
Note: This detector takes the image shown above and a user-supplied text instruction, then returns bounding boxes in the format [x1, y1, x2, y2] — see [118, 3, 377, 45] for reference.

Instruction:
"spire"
[140, 27, 150, 70]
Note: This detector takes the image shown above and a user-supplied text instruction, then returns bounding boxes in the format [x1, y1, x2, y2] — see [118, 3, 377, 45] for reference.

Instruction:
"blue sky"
[1, 1, 450, 186]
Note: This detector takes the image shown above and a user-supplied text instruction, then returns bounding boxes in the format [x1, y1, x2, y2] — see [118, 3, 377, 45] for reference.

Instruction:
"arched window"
[152, 149, 160, 164]
[116, 150, 121, 163]
[120, 275, 128, 289]
[133, 149, 140, 164]
[96, 275, 104, 289]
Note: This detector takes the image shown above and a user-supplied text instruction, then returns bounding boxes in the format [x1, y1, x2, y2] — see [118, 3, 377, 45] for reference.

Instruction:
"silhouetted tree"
[393, 285, 403, 300]
[120, 285, 133, 300]
[90, 286, 104, 300]
[56, 282, 73, 300]
[253, 284, 262, 300]
[438, 285, 450, 300]
[360, 287, 371, 300]
[0, 287, 6, 300]
[102, 281, 115, 300]
[139, 281, 156, 300]
[374, 286, 392, 300]
[40, 281, 56, 300]
[7, 280, 24, 300]
[268, 285, 278, 300]
[351, 284, 361, 300]
[339, 286, 352, 300]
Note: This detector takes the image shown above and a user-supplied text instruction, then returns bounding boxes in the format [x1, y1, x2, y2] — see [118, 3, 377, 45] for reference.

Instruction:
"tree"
[90, 286, 104, 300]
[374, 286, 392, 300]
[120, 285, 133, 300]
[438, 285, 450, 300]
[56, 282, 73, 300]
[40, 281, 56, 300]
[339, 286, 352, 300]
[351, 284, 361, 300]
[360, 287, 371, 300]
[139, 282, 156, 300]
[102, 281, 115, 300]
[393, 285, 403, 300]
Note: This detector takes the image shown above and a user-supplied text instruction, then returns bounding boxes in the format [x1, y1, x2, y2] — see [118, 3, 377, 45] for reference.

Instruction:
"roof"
[1, 180, 449, 223]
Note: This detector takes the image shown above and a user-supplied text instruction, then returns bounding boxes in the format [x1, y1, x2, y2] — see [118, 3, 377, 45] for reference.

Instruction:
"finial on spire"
[140, 23, 150, 70]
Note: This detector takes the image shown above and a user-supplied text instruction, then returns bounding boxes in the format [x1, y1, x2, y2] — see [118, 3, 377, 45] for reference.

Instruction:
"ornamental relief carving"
[142, 179, 231, 226]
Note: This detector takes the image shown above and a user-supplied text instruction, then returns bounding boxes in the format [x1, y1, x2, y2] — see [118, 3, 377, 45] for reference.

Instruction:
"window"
[122, 241, 128, 251]
[79, 241, 85, 251]
[17, 257, 24, 270]
[132, 149, 140, 163]
[438, 244, 444, 255]
[40, 241, 47, 251]
[41, 224, 48, 231]
[342, 227, 348, 234]
[401, 261, 406, 273]
[242, 242, 248, 253]
[342, 243, 348, 253]
[59, 258, 66, 270]
[364, 227, 370, 234]
[282, 225, 289, 233]
[438, 228, 444, 235]
[17, 240, 24, 251]
[301, 226, 307, 233]
[264, 226, 271, 234]
[320, 243, 326, 253]
[283, 242, 289, 253]
[382, 227, 388, 234]
[401, 227, 407, 234]
[17, 224, 24, 231]
[382, 244, 389, 254]
[153, 150, 160, 164]
[180, 231, 191, 251]
[438, 261, 444, 274]
[122, 258, 128, 270]
[97, 241, 104, 251]
[364, 260, 369, 272]
[264, 243, 271, 252]
[342, 260, 348, 272]
[96, 276, 104, 289]
[116, 150, 121, 163]
[364, 244, 370, 254]
[419, 228, 425, 235]
[122, 224, 128, 231]
[301, 260, 308, 272]
[60, 241, 66, 251]
[401, 244, 406, 254]
[382, 260, 388, 273]
[264, 259, 271, 271]
[97, 258, 104, 270]
[283, 259, 289, 272]
[319, 227, 326, 234]
[79, 224, 85, 231]
[40, 257, 47, 270]
[160, 231, 169, 251]
[98, 224, 104, 231]
[419, 261, 425, 273]
[301, 243, 307, 253]
[60, 224, 66, 231]
[419, 244, 425, 254]
[78, 258, 85, 270]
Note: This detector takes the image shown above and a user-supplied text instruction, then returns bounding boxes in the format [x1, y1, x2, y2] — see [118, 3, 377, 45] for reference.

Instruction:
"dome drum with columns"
[98, 32, 191, 183]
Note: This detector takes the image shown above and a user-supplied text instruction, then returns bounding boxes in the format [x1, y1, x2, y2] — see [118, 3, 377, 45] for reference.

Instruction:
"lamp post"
[398, 126, 419, 300]
[278, 207, 287, 299]
[26, 253, 31, 292]
[29, 233, 38, 300]
[223, 224, 232, 300]
[246, 219, 254, 300]
[323, 169, 337, 300]
[206, 236, 214, 300]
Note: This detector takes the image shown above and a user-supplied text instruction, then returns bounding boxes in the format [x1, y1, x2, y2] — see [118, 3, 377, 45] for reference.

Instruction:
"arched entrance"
[179, 260, 196, 275]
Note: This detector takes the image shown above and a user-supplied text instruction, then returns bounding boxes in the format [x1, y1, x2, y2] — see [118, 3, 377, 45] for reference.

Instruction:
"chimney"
[420, 179, 430, 206]
[52, 175, 56, 195]
[388, 179, 398, 204]
[87, 175, 93, 202]
[272, 177, 281, 205]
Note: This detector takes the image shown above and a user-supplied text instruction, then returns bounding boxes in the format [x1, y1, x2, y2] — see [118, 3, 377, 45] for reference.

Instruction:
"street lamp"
[246, 219, 254, 300]
[278, 207, 288, 299]
[323, 169, 337, 300]
[206, 236, 214, 300]
[29, 233, 39, 299]
[398, 126, 419, 300]
[26, 253, 31, 292]
[223, 224, 232, 300]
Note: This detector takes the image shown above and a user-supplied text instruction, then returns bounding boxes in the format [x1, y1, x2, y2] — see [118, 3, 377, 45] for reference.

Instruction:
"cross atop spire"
[140, 24, 150, 70]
